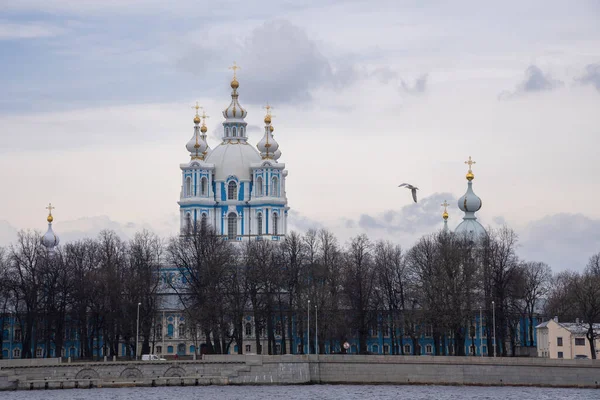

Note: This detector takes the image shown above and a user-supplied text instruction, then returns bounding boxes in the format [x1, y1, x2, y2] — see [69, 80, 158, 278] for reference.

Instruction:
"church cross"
[229, 62, 240, 79]
[191, 101, 202, 115]
[201, 110, 210, 123]
[46, 203, 55, 215]
[441, 200, 449, 212]
[464, 156, 476, 172]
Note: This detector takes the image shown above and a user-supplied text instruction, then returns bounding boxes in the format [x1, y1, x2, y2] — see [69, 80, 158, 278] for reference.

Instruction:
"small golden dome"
[231, 79, 239, 89]
[443, 211, 449, 220]
[269, 125, 274, 132]
[466, 171, 474, 181]
[47, 214, 54, 223]
[201, 125, 207, 133]
[194, 115, 201, 124]
[264, 115, 271, 124]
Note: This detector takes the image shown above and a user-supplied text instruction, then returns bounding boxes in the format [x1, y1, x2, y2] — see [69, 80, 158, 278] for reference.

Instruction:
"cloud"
[520, 213, 600, 272]
[499, 65, 563, 99]
[0, 21, 66, 40]
[401, 74, 428, 95]
[577, 63, 600, 92]
[356, 192, 457, 235]
[287, 209, 324, 233]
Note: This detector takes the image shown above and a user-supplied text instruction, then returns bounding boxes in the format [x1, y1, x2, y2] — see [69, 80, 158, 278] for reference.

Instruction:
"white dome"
[41, 223, 60, 248]
[455, 219, 487, 238]
[204, 142, 261, 180]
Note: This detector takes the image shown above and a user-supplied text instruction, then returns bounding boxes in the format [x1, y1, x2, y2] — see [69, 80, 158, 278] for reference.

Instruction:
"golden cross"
[46, 203, 55, 215]
[201, 109, 210, 122]
[229, 62, 240, 79]
[464, 156, 476, 172]
[441, 200, 449, 212]
[263, 104, 273, 115]
[191, 101, 202, 116]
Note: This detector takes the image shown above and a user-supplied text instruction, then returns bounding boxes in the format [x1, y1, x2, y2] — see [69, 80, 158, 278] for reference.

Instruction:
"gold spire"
[200, 110, 209, 133]
[192, 102, 201, 124]
[441, 200, 449, 220]
[46, 203, 55, 223]
[464, 156, 476, 181]
[263, 104, 275, 124]
[229, 62, 240, 89]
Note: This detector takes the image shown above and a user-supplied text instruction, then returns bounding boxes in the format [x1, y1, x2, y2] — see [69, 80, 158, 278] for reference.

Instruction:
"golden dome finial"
[192, 101, 202, 124]
[229, 62, 240, 89]
[200, 110, 209, 133]
[46, 203, 55, 223]
[263, 103, 275, 124]
[441, 200, 449, 220]
[464, 156, 476, 181]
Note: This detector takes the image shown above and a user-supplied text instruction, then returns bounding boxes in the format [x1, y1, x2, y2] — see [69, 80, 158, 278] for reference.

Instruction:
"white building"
[536, 318, 600, 359]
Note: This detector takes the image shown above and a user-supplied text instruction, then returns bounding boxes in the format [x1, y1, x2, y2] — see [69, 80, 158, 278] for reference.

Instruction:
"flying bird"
[398, 183, 419, 203]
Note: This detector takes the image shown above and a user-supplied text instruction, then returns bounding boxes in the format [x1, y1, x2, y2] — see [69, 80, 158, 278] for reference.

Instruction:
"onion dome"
[257, 105, 280, 160]
[455, 156, 487, 238]
[41, 203, 60, 254]
[186, 104, 208, 160]
[222, 63, 247, 120]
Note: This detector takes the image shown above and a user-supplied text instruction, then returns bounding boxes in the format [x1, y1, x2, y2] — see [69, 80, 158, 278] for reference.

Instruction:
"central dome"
[204, 142, 261, 180]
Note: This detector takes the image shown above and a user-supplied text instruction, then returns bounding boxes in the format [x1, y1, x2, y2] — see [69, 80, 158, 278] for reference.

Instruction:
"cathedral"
[178, 67, 289, 241]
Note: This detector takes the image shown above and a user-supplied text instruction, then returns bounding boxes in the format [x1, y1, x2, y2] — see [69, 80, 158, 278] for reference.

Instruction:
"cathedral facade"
[178, 71, 289, 241]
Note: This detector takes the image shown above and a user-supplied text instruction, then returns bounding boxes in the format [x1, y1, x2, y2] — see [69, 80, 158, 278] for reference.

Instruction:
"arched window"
[156, 324, 162, 339]
[232, 126, 237, 137]
[179, 324, 185, 338]
[185, 177, 192, 197]
[240, 126, 245, 136]
[372, 344, 379, 354]
[257, 213, 263, 236]
[255, 177, 263, 196]
[228, 181, 237, 200]
[200, 213, 208, 231]
[228, 212, 237, 239]
[404, 344, 411, 354]
[275, 321, 282, 336]
[13, 348, 21, 358]
[225, 127, 230, 136]
[201, 177, 207, 196]
[185, 213, 192, 233]
[271, 176, 279, 197]
[245, 323, 252, 336]
[273, 212, 278, 235]
[167, 324, 174, 337]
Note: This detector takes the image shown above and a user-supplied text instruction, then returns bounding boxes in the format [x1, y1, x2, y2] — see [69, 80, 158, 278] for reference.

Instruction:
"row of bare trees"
[1, 224, 598, 358]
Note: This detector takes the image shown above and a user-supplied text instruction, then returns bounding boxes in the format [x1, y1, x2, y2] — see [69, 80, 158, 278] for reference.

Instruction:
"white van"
[142, 354, 166, 361]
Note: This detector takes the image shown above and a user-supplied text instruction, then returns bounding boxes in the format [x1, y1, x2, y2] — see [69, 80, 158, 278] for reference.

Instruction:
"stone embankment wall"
[1, 355, 598, 390]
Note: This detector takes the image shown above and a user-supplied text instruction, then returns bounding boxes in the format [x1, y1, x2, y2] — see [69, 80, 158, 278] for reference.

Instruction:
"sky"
[1, 0, 600, 272]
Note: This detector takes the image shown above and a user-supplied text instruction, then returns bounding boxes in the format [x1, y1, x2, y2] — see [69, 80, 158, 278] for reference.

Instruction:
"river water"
[2, 385, 598, 399]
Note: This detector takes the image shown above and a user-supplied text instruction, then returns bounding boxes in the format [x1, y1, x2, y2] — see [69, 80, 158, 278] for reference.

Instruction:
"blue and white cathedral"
[178, 69, 289, 241]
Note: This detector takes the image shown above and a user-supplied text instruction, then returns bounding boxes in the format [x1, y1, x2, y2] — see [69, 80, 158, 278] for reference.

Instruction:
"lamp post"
[492, 300, 496, 358]
[136, 302, 141, 360]
[307, 300, 310, 355]
[479, 306, 483, 357]
[315, 304, 318, 355]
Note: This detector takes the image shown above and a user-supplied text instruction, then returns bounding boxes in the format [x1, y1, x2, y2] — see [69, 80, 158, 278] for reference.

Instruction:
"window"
[483, 345, 487, 354]
[228, 181, 237, 200]
[156, 346, 162, 354]
[185, 213, 192, 233]
[426, 344, 432, 354]
[256, 177, 263, 196]
[245, 323, 252, 336]
[557, 337, 563, 347]
[240, 126, 245, 136]
[575, 338, 585, 346]
[276, 344, 281, 355]
[246, 344, 252, 353]
[179, 324, 186, 338]
[186, 177, 192, 197]
[425, 325, 433, 337]
[200, 213, 207, 231]
[232, 127, 237, 137]
[155, 325, 162, 339]
[404, 344, 411, 354]
[257, 213, 263, 236]
[372, 345, 379, 353]
[167, 324, 174, 337]
[13, 348, 21, 358]
[383, 344, 390, 355]
[201, 177, 207, 196]
[558, 351, 563, 358]
[167, 346, 173, 354]
[228, 212, 237, 239]
[273, 213, 278, 235]
[297, 344, 302, 354]
[272, 176, 279, 197]
[36, 347, 43, 357]
[275, 321, 282, 336]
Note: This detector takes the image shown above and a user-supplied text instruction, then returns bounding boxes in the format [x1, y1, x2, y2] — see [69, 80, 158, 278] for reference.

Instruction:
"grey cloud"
[499, 65, 563, 99]
[577, 63, 600, 92]
[493, 216, 507, 226]
[401, 74, 428, 95]
[370, 67, 399, 84]
[0, 220, 18, 247]
[520, 213, 600, 272]
[287, 210, 324, 233]
[357, 192, 457, 234]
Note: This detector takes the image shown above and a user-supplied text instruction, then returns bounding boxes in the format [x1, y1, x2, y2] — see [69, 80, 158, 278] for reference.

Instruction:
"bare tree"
[522, 261, 551, 346]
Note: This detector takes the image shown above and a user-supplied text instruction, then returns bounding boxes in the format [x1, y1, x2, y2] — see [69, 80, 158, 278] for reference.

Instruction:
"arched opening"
[178, 324, 186, 338]
[167, 324, 174, 337]
[240, 126, 245, 136]
[201, 177, 208, 196]
[185, 213, 192, 233]
[255, 177, 263, 196]
[257, 213, 263, 236]
[185, 176, 192, 197]
[225, 127, 230, 136]
[228, 212, 237, 239]
[232, 126, 237, 137]
[155, 324, 162, 339]
[177, 343, 186, 355]
[245, 323, 252, 336]
[271, 176, 279, 197]
[228, 181, 237, 200]
[200, 213, 208, 231]
[272, 212, 279, 235]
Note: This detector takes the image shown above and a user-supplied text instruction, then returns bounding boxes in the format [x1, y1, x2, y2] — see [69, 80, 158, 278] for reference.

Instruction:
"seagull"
[398, 183, 419, 203]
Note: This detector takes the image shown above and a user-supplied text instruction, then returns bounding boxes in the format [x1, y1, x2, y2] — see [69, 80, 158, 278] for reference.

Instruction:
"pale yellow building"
[536, 318, 600, 359]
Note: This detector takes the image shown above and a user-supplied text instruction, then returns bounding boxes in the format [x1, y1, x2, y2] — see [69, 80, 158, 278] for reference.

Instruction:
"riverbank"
[1, 355, 598, 390]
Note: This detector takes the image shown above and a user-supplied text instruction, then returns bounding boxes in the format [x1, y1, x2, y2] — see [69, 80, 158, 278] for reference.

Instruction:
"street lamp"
[315, 304, 318, 355]
[492, 300, 496, 357]
[479, 306, 483, 358]
[136, 302, 141, 361]
[307, 300, 310, 355]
